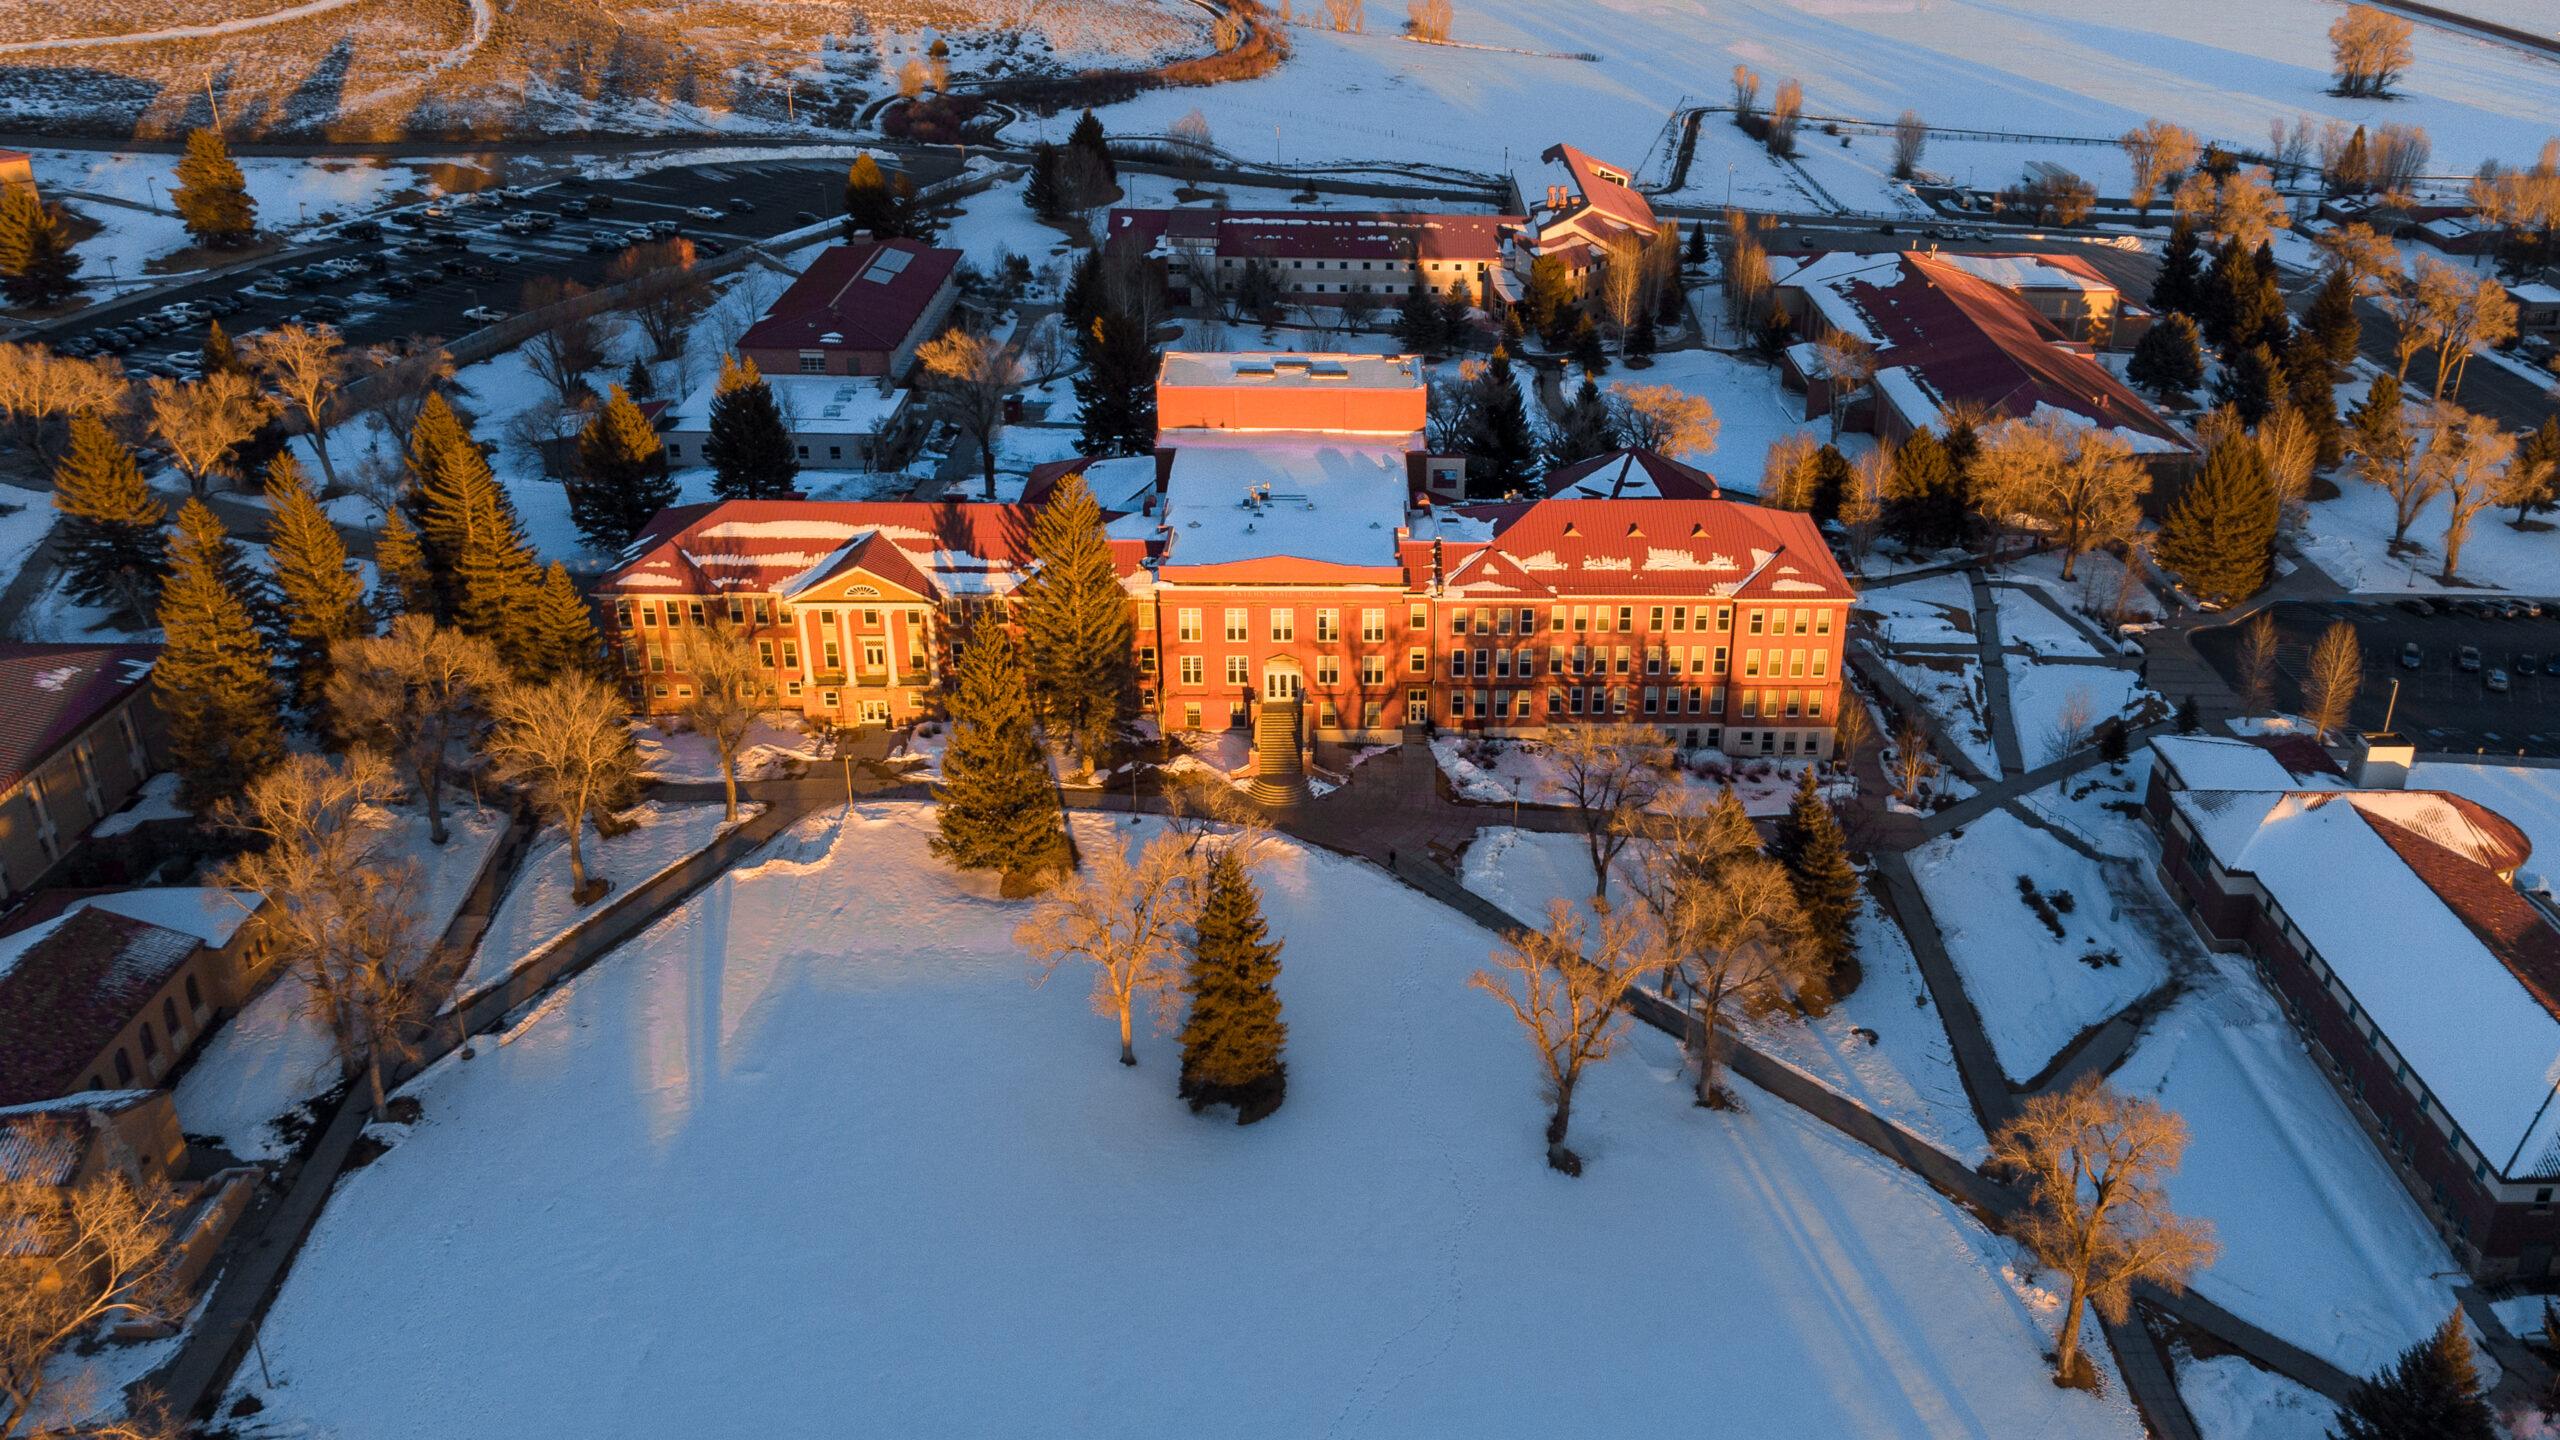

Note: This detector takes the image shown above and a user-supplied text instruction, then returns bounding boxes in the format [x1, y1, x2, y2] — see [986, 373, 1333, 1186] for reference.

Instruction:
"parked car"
[461, 263, 499, 282]
[649, 219, 679, 239]
[2396, 598, 2435, 617]
[585, 234, 625, 254]
[692, 237, 727, 257]
[793, 209, 821, 224]
[303, 298, 350, 321]
[381, 275, 417, 297]
[462, 305, 507, 324]
[727, 197, 756, 212]
[687, 205, 727, 221]
[559, 198, 592, 217]
[2487, 667, 2512, 693]
[2519, 600, 2545, 619]
[2458, 645, 2484, 672]
[430, 231, 470, 249]
[340, 219, 385, 241]
[588, 193, 616, 211]
[2400, 642, 2423, 670]
[526, 213, 557, 231]
[500, 214, 539, 234]
[2517, 653, 2541, 675]
[436, 256, 470, 275]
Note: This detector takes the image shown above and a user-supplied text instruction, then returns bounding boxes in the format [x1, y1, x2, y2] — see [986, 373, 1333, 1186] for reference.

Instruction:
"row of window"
[81, 975, 207, 1091]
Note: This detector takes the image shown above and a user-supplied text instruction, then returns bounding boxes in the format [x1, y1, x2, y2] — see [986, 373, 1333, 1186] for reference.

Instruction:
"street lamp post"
[1726, 163, 1735, 210]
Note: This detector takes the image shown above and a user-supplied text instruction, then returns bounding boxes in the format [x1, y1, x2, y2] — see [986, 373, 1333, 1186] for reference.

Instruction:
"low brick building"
[0, 888, 264, 1104]
[0, 645, 165, 904]
[1106, 206, 1516, 309]
[2145, 734, 2560, 1278]
[736, 238, 962, 382]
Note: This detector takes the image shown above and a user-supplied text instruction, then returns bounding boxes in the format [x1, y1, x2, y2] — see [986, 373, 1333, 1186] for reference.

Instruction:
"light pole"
[1726, 163, 1735, 210]
[145, 176, 160, 214]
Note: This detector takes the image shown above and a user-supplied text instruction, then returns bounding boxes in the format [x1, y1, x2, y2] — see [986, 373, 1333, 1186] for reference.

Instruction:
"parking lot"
[38, 152, 959, 374]
[2194, 600, 2560, 757]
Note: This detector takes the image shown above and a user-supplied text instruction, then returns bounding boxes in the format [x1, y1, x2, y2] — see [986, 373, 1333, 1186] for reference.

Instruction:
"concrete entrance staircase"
[1246, 696, 1310, 806]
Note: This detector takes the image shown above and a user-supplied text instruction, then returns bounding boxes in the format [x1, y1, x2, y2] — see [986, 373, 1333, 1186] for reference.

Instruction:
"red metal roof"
[0, 644, 159, 796]
[2358, 808, 2560, 1026]
[1440, 497, 1853, 601]
[1533, 143, 1657, 241]
[1541, 448, 1721, 501]
[601, 499, 1144, 599]
[0, 908, 200, 1104]
[737, 239, 962, 357]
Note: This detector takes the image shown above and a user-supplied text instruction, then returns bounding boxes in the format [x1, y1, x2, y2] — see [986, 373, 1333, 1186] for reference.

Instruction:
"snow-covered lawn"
[2175, 1353, 2342, 1440]
[1613, 348, 1845, 490]
[1881, 655, 2002, 779]
[2407, 760, 2560, 900]
[1459, 828, 1986, 1163]
[451, 801, 753, 1003]
[2017, 751, 2158, 859]
[1906, 809, 2171, 1084]
[633, 719, 829, 785]
[2115, 956, 2463, 1376]
[2003, 660, 2155, 765]
[2296, 477, 2560, 598]
[174, 804, 508, 1161]
[1856, 573, 1977, 649]
[1430, 735, 1839, 816]
[1992, 585, 2110, 659]
[236, 805, 2141, 1437]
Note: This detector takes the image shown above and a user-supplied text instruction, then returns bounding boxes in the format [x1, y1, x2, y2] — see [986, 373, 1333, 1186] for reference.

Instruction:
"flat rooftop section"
[665, 374, 907, 436]
[1158, 431, 1411, 571]
[1159, 351, 1424, 392]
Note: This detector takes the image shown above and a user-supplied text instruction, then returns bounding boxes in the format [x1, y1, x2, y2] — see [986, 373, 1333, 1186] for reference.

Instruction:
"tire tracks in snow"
[0, 0, 369, 55]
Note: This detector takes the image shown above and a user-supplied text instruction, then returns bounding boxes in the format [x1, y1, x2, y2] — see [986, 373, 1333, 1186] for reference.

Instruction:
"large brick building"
[599, 351, 1853, 758]
[736, 237, 962, 382]
[2146, 735, 2560, 1278]
[1106, 207, 1516, 309]
[0, 644, 165, 903]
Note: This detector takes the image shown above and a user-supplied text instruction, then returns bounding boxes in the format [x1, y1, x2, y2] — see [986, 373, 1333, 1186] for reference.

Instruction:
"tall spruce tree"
[1024, 141, 1066, 221]
[1885, 427, 1967, 549]
[1547, 371, 1616, 469]
[2519, 417, 2560, 521]
[1017, 474, 1136, 773]
[2304, 266, 2363, 374]
[1178, 851, 1288, 1124]
[2213, 341, 2286, 428]
[404, 393, 544, 667]
[2151, 221, 2203, 319]
[529, 561, 607, 679]
[263, 453, 367, 719]
[1686, 219, 1710, 267]
[372, 509, 436, 623]
[1074, 309, 1160, 456]
[1808, 442, 1854, 526]
[156, 499, 285, 810]
[568, 384, 676, 551]
[50, 416, 168, 628]
[0, 185, 82, 309]
[201, 319, 248, 378]
[1066, 109, 1117, 188]
[2155, 435, 2279, 606]
[1395, 286, 1445, 356]
[2127, 313, 2205, 408]
[702, 356, 800, 500]
[1460, 346, 1540, 497]
[843, 153, 930, 241]
[2332, 1312, 2496, 1440]
[2198, 240, 2243, 347]
[171, 127, 256, 249]
[2284, 331, 2347, 468]
[930, 627, 1070, 893]
[1773, 767, 1861, 991]
[622, 356, 655, 402]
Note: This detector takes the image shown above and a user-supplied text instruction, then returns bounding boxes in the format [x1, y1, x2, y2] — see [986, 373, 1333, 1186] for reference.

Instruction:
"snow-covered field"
[1615, 348, 1844, 490]
[2003, 660, 2152, 765]
[1459, 826, 1986, 1164]
[2175, 1353, 2342, 1440]
[2116, 958, 2463, 1377]
[633, 719, 829, 785]
[175, 804, 507, 1161]
[236, 804, 2142, 1437]
[2296, 478, 2560, 598]
[1906, 808, 2171, 1084]
[1881, 655, 2001, 779]
[1856, 574, 1977, 649]
[450, 801, 751, 1002]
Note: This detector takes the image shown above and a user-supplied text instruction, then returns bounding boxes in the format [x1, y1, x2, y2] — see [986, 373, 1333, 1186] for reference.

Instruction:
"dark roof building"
[0, 644, 164, 903]
[737, 238, 963, 381]
[0, 907, 205, 1103]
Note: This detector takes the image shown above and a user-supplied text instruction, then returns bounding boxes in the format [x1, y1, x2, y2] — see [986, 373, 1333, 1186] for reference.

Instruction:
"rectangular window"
[1181, 656, 1204, 685]
[1317, 656, 1340, 685]
[1743, 691, 1760, 718]
[862, 641, 887, 670]
[1812, 652, 1828, 678]
[1321, 702, 1340, 728]
[757, 640, 775, 667]
[1519, 608, 1536, 634]
[1786, 690, 1803, 718]
[1793, 609, 1811, 635]
[1179, 609, 1202, 642]
[822, 641, 841, 672]
[1450, 611, 1468, 636]
[1226, 657, 1250, 685]
[1713, 645, 1729, 675]
[1361, 608, 1386, 642]
[1573, 607, 1589, 633]
[1671, 606, 1687, 632]
[754, 599, 772, 625]
[1747, 611, 1765, 636]
[1409, 648, 1428, 675]
[1618, 606, 1634, 631]
[1550, 606, 1567, 634]
[1808, 692, 1825, 719]
[616, 601, 634, 630]
[1185, 703, 1202, 730]
[728, 599, 746, 625]
[1316, 609, 1339, 642]
[1815, 610, 1833, 636]
[1495, 608, 1513, 636]
[1643, 687, 1659, 714]
[1649, 606, 1665, 631]
[1716, 606, 1733, 632]
[1139, 646, 1158, 676]
[1224, 609, 1248, 642]
[1788, 650, 1806, 679]
[863, 608, 882, 628]
[780, 641, 799, 668]
[1361, 655, 1385, 685]
[1449, 652, 1467, 679]
[1271, 610, 1295, 642]
[1409, 604, 1429, 630]
[1745, 652, 1762, 678]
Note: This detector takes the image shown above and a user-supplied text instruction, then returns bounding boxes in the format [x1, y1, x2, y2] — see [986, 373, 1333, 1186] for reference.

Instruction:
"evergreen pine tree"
[843, 153, 929, 241]
[2176, 695, 2201, 733]
[1059, 249, 1104, 342]
[1395, 286, 1444, 356]
[404, 394, 544, 665]
[2285, 330, 2347, 469]
[1073, 309, 1160, 456]
[929, 627, 1070, 894]
[2151, 221, 2203, 318]
[171, 127, 256, 249]
[1808, 442, 1854, 526]
[50, 415, 169, 628]
[2331, 1312, 2496, 1440]
[1066, 109, 1117, 187]
[2304, 266, 2363, 374]
[1017, 474, 1136, 772]
[2155, 435, 2280, 606]
[2198, 240, 2243, 348]
[568, 385, 675, 552]
[263, 453, 367, 719]
[2213, 342, 2286, 428]
[1686, 219, 1710, 267]
[2127, 313, 2206, 408]
[1884, 427, 1967, 549]
[156, 499, 284, 811]
[2520, 417, 2560, 518]
[1627, 307, 1659, 361]
[1547, 372, 1616, 469]
[1460, 346, 1540, 497]
[0, 186, 82, 308]
[372, 509, 436, 623]
[1178, 851, 1288, 1123]
[622, 356, 655, 402]
[1024, 141, 1065, 221]
[702, 356, 800, 500]
[528, 561, 607, 678]
[201, 319, 249, 378]
[2237, 241, 2293, 358]
[1773, 767, 1861, 990]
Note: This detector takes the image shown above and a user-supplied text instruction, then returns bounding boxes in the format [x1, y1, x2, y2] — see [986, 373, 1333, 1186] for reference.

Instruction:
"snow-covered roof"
[2150, 735, 2301, 792]
[1157, 432, 1413, 571]
[69, 888, 260, 949]
[1872, 366, 1943, 432]
[1158, 351, 1424, 393]
[2172, 785, 2560, 1176]
[2510, 282, 2560, 305]
[665, 374, 908, 437]
[1935, 252, 2112, 294]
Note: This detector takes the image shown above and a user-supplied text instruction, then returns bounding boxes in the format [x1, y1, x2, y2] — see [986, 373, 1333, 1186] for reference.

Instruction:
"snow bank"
[2174, 1353, 2342, 1440]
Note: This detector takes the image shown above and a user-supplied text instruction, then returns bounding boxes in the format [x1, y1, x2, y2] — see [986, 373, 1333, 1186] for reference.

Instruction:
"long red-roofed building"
[599, 352, 1853, 759]
[736, 237, 962, 382]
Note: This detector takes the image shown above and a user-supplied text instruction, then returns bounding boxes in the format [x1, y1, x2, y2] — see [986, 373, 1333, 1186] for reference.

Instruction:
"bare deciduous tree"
[1729, 64, 1760, 121]
[917, 326, 1026, 501]
[1547, 723, 1672, 905]
[0, 1151, 182, 1435]
[2313, 221, 2400, 296]
[0, 344, 128, 457]
[1891, 110, 1928, 181]
[1809, 331, 1875, 440]
[2171, 166, 2290, 251]
[608, 239, 710, 361]
[145, 370, 275, 496]
[1597, 229, 1647, 336]
[486, 672, 641, 905]
[2237, 611, 2281, 715]
[2301, 619, 2363, 741]
[2118, 119, 2201, 217]
[1766, 78, 1803, 158]
[1322, 0, 1365, 31]
[1404, 0, 1452, 42]
[1991, 1077, 2217, 1389]
[327, 618, 508, 846]
[519, 278, 610, 409]
[1974, 416, 2149, 580]
[1017, 829, 1195, 1067]
[1759, 429, 1823, 512]
[2423, 407, 2518, 580]
[1470, 900, 1653, 1174]
[246, 322, 348, 490]
[1889, 711, 1938, 802]
[358, 338, 455, 443]
[1658, 853, 1823, 1108]
[2045, 686, 2097, 763]
[676, 620, 771, 822]
[1608, 381, 1719, 458]
[1833, 695, 1877, 772]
